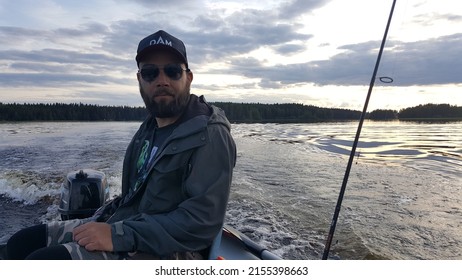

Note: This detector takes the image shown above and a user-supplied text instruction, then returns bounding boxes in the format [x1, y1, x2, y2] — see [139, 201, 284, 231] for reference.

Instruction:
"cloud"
[412, 12, 462, 26]
[180, 4, 314, 66]
[0, 48, 134, 89]
[0, 23, 110, 49]
[129, 0, 203, 9]
[0, 72, 133, 87]
[205, 33, 462, 88]
[279, 0, 331, 18]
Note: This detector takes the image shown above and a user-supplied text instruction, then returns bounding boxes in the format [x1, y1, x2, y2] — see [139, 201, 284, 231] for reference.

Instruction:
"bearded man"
[6, 30, 236, 260]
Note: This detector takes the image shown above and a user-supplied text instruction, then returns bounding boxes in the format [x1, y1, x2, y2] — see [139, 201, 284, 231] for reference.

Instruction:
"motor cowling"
[58, 169, 109, 221]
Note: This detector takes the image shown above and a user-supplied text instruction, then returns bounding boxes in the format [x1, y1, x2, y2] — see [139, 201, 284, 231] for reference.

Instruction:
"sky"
[0, 0, 461, 111]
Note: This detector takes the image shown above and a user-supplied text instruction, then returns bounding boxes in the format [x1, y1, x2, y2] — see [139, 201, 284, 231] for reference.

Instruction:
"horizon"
[2, 100, 460, 114]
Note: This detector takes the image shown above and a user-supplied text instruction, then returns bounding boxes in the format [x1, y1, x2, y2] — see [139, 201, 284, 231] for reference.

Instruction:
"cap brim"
[136, 45, 187, 67]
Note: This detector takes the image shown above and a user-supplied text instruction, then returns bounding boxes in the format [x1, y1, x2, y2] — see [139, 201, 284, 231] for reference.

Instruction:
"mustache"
[153, 88, 174, 97]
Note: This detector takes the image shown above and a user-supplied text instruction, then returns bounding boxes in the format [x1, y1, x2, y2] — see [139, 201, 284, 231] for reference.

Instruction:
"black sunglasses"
[139, 64, 188, 82]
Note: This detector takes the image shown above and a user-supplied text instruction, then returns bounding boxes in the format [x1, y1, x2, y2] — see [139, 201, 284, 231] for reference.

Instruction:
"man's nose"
[156, 69, 170, 87]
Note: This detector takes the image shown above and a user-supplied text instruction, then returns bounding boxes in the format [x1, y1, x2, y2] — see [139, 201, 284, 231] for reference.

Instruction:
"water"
[0, 121, 461, 260]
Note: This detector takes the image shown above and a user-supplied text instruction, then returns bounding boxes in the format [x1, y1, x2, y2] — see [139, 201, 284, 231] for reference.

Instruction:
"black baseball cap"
[136, 30, 188, 68]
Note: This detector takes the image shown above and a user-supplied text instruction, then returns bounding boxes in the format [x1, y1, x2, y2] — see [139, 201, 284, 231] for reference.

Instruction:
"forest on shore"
[0, 102, 461, 123]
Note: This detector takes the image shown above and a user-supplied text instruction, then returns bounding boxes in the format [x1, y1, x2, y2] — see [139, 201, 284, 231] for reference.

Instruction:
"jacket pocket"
[138, 151, 193, 213]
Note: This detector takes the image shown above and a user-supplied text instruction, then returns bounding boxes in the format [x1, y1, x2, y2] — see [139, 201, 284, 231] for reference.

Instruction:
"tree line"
[0, 103, 147, 122]
[397, 104, 462, 120]
[0, 102, 460, 122]
[212, 102, 362, 122]
[368, 104, 462, 120]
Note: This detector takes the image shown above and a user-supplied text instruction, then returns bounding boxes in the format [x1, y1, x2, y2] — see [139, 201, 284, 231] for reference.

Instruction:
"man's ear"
[136, 71, 142, 82]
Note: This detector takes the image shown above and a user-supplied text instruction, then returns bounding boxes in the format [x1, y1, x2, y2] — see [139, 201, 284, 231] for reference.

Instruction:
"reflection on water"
[233, 120, 462, 176]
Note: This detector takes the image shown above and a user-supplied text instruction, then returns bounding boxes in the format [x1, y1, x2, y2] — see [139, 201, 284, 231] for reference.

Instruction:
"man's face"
[137, 51, 193, 118]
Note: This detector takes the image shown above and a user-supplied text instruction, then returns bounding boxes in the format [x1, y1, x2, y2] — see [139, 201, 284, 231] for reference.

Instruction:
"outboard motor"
[58, 169, 109, 221]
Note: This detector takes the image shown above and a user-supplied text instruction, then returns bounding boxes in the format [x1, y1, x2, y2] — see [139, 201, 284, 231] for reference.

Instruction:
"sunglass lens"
[140, 67, 159, 82]
[164, 64, 183, 80]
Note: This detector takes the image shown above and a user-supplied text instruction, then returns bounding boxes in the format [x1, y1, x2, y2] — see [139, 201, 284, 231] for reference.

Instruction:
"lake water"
[0, 120, 461, 260]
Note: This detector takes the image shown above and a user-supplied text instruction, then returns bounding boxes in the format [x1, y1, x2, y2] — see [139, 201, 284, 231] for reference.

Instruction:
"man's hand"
[73, 222, 113, 252]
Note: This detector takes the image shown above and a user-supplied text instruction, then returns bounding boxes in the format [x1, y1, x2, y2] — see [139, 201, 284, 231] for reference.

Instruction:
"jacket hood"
[180, 94, 231, 130]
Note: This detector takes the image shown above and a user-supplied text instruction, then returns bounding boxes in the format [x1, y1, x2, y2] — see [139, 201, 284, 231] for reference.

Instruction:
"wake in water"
[0, 195, 50, 244]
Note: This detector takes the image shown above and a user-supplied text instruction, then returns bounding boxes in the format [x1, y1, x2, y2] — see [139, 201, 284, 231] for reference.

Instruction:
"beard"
[140, 84, 190, 118]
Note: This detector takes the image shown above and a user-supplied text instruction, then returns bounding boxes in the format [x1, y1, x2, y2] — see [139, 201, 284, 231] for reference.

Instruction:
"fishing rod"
[322, 0, 397, 260]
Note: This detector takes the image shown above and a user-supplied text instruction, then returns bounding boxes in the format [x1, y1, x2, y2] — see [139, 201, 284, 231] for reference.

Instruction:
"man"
[6, 30, 236, 260]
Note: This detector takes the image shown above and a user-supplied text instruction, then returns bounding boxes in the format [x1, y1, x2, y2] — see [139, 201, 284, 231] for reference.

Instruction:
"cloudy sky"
[0, 0, 461, 111]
